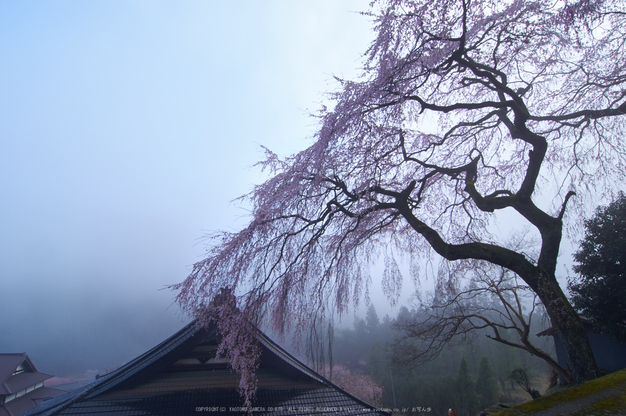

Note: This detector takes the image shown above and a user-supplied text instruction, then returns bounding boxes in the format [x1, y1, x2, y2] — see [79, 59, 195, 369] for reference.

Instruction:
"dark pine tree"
[569, 193, 626, 342]
[454, 358, 480, 416]
[475, 357, 499, 410]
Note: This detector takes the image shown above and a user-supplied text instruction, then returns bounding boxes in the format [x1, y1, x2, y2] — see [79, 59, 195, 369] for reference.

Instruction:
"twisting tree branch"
[393, 264, 573, 383]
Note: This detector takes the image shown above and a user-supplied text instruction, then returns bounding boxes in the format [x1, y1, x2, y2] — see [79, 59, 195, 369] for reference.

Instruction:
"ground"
[489, 369, 626, 415]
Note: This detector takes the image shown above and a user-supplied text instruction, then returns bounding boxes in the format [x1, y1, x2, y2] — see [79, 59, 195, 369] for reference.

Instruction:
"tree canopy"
[174, 0, 626, 397]
[569, 193, 626, 342]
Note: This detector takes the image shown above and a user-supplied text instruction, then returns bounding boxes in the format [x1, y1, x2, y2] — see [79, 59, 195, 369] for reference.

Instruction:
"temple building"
[0, 353, 64, 416]
[25, 321, 388, 415]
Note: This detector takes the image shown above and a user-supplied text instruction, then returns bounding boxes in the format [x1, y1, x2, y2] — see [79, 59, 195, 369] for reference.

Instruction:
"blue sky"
[0, 0, 372, 377]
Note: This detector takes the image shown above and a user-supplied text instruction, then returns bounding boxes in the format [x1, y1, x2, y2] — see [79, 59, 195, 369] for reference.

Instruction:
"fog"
[0, 0, 587, 383]
[0, 0, 371, 380]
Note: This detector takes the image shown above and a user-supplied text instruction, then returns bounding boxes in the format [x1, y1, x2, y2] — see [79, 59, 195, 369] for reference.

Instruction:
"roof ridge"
[25, 321, 196, 415]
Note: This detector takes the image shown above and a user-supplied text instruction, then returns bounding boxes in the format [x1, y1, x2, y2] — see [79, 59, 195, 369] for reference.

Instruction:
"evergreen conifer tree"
[454, 358, 480, 416]
[475, 357, 499, 410]
[569, 193, 626, 341]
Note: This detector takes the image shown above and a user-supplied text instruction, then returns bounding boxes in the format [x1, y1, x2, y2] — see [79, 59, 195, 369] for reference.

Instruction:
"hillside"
[492, 369, 626, 415]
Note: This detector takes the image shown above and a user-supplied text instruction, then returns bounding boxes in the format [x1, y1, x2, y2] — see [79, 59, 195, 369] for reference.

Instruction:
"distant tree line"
[330, 304, 552, 415]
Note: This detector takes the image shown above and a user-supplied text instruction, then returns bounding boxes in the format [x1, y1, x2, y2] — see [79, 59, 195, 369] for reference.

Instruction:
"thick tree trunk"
[399, 198, 599, 383]
[531, 271, 598, 384]
[528, 207, 600, 384]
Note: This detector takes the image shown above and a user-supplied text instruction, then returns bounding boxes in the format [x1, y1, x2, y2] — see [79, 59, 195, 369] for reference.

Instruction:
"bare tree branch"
[393, 265, 573, 383]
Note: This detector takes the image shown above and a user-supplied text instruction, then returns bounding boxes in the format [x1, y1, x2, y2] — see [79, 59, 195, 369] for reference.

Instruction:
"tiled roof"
[0, 353, 64, 416]
[0, 387, 66, 416]
[46, 388, 380, 416]
[5, 371, 52, 394]
[0, 353, 34, 394]
[25, 321, 388, 416]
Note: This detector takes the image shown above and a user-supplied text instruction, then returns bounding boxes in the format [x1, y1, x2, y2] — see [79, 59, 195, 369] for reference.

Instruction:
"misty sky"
[0, 0, 590, 383]
[0, 0, 372, 379]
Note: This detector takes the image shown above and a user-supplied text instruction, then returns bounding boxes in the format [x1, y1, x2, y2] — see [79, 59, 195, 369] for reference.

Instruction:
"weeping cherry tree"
[174, 0, 626, 400]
